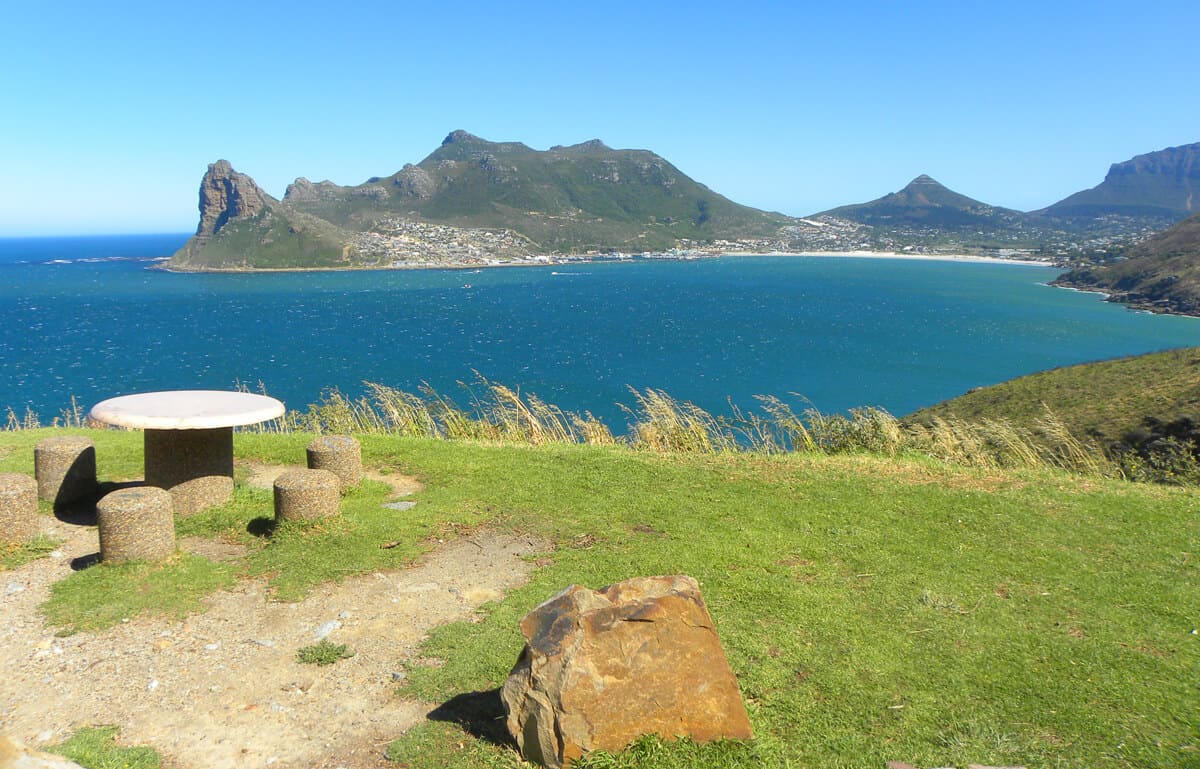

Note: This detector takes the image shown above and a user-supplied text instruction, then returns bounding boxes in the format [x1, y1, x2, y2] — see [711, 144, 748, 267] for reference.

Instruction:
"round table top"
[89, 390, 286, 430]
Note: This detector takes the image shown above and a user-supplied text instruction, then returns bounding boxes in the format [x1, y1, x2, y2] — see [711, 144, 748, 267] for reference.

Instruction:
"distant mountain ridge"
[821, 174, 1026, 231]
[285, 129, 788, 248]
[1038, 142, 1199, 222]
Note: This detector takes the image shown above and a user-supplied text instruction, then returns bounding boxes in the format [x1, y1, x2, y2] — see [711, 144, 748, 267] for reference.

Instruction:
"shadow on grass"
[247, 517, 277, 538]
[427, 689, 514, 748]
[70, 552, 101, 571]
[53, 480, 146, 526]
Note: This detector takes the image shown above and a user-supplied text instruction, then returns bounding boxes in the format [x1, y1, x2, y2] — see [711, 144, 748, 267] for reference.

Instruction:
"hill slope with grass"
[1, 429, 1197, 769]
[1051, 212, 1200, 315]
[908, 347, 1200, 479]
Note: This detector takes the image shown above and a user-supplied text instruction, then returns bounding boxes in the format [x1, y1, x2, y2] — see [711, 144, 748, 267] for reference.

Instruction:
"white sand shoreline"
[159, 249, 1059, 274]
[719, 250, 1055, 266]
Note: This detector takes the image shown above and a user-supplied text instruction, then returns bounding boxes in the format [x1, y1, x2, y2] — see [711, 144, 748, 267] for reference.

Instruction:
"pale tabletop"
[89, 390, 286, 430]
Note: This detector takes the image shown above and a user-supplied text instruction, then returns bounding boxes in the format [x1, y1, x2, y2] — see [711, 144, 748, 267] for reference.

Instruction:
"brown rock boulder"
[500, 575, 752, 768]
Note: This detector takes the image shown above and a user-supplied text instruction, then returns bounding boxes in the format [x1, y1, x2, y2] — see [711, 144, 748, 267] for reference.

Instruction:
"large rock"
[194, 159, 274, 238]
[500, 575, 752, 768]
[0, 733, 87, 768]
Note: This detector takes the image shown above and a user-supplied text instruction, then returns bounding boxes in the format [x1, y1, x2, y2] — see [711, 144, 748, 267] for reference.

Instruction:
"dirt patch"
[179, 536, 247, 563]
[241, 462, 424, 499]
[1, 501, 545, 769]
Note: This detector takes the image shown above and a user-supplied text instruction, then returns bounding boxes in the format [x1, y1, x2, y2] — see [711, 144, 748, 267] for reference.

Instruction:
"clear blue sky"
[2, 0, 1196, 235]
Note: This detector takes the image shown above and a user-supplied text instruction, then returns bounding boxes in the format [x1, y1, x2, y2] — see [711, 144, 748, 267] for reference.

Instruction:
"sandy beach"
[159, 249, 1058, 274]
[720, 250, 1056, 267]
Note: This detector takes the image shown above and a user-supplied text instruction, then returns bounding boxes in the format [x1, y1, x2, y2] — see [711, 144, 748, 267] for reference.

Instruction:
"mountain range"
[170, 135, 1200, 272]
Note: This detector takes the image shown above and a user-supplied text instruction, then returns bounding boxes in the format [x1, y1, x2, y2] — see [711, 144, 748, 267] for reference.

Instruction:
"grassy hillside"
[1053, 212, 1200, 315]
[169, 207, 353, 270]
[909, 347, 1200, 443]
[3, 430, 1198, 768]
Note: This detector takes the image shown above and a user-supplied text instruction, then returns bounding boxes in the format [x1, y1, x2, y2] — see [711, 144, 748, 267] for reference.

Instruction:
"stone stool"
[96, 486, 176, 564]
[0, 473, 39, 545]
[274, 469, 341, 522]
[306, 435, 362, 493]
[35, 435, 97, 509]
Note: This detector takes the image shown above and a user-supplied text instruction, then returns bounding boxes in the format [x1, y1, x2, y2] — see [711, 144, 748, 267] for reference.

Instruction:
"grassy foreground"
[1, 429, 1198, 768]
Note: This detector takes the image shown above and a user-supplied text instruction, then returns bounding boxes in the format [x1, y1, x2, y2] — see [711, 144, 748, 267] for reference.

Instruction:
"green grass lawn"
[2, 429, 1197, 768]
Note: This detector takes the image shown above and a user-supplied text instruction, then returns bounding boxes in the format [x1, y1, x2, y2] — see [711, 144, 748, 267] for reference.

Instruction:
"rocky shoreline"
[1050, 275, 1200, 317]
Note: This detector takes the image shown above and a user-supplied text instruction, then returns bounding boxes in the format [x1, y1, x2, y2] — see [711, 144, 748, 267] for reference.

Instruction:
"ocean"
[1, 234, 1197, 430]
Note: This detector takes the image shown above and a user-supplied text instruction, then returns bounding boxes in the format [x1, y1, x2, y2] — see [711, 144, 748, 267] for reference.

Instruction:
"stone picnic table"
[89, 390, 285, 515]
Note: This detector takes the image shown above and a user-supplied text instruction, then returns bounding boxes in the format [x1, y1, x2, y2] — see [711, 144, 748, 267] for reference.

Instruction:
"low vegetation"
[40, 553, 235, 635]
[0, 427, 1196, 768]
[296, 640, 355, 666]
[46, 726, 161, 769]
[1, 534, 57, 571]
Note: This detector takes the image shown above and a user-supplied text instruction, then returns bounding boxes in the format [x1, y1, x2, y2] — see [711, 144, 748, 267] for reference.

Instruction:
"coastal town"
[345, 212, 1160, 269]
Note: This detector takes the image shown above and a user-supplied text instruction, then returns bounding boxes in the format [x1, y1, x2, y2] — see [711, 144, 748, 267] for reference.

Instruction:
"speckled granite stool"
[96, 486, 176, 563]
[274, 469, 341, 522]
[35, 435, 97, 509]
[0, 473, 39, 545]
[306, 435, 362, 493]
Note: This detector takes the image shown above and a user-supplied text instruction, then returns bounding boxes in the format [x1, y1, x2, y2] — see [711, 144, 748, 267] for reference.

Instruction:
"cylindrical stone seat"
[144, 427, 234, 517]
[96, 486, 176, 563]
[35, 436, 97, 509]
[0, 473, 39, 545]
[274, 469, 341, 522]
[306, 435, 362, 493]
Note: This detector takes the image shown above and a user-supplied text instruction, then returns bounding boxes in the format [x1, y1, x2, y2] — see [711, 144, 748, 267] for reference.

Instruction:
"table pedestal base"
[145, 427, 234, 516]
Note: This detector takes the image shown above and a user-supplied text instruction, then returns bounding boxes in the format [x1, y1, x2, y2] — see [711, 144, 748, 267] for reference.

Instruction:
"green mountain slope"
[282, 130, 790, 253]
[907, 347, 1200, 447]
[1051, 212, 1200, 314]
[1037, 142, 1199, 223]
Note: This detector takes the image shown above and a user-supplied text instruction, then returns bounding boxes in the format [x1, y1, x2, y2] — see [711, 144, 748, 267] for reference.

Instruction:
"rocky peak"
[283, 177, 343, 203]
[195, 160, 274, 238]
[391, 165, 435, 199]
[442, 129, 483, 146]
[553, 139, 612, 152]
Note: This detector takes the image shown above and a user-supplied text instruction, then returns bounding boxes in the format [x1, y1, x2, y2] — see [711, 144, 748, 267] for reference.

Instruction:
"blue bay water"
[1, 235, 1197, 430]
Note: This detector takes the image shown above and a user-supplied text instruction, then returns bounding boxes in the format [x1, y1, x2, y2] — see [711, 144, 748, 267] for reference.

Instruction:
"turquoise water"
[1, 235, 1197, 429]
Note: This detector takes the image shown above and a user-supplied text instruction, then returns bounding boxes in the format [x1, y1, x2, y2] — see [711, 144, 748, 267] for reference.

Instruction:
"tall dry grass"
[5, 381, 1126, 480]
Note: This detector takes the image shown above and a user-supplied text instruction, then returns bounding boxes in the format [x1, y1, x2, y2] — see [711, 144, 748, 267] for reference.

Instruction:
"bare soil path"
[0, 467, 544, 769]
